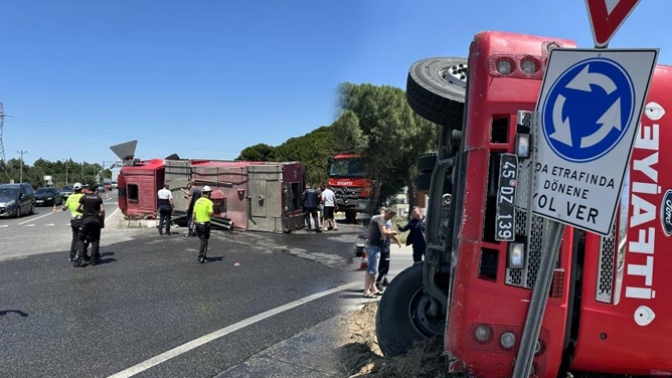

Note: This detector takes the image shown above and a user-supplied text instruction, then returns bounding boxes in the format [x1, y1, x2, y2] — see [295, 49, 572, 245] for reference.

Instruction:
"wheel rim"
[408, 287, 445, 337]
[440, 63, 468, 89]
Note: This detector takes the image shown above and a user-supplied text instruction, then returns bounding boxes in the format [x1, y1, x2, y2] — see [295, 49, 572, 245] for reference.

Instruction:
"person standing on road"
[185, 180, 202, 237]
[397, 206, 427, 264]
[74, 184, 105, 267]
[157, 183, 174, 235]
[376, 208, 402, 292]
[363, 208, 397, 298]
[302, 183, 321, 232]
[62, 182, 86, 262]
[321, 185, 337, 231]
[192, 185, 214, 264]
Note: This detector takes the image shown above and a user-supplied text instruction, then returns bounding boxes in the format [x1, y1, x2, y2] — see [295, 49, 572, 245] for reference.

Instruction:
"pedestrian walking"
[321, 185, 338, 231]
[61, 182, 86, 262]
[185, 179, 202, 237]
[74, 184, 105, 267]
[192, 185, 214, 264]
[363, 208, 397, 298]
[397, 206, 427, 264]
[302, 183, 321, 232]
[376, 208, 402, 291]
[157, 183, 174, 235]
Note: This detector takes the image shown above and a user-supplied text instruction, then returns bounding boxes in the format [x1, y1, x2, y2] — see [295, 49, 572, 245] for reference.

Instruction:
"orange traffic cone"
[52, 204, 57, 214]
[359, 250, 368, 271]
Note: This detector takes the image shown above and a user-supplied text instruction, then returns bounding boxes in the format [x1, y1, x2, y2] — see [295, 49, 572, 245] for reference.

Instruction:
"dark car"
[0, 183, 35, 218]
[61, 185, 74, 198]
[34, 187, 63, 206]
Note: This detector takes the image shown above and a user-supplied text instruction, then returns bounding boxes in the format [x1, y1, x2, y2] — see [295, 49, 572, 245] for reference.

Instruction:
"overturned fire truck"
[110, 140, 305, 233]
[376, 30, 672, 377]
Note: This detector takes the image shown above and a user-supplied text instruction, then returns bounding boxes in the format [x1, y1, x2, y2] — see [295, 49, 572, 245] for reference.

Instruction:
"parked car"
[60, 185, 74, 198]
[111, 181, 118, 189]
[104, 183, 112, 191]
[34, 187, 64, 206]
[0, 183, 35, 218]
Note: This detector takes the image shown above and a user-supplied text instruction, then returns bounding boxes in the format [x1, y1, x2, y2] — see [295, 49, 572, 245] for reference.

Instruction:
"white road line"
[25, 224, 35, 227]
[104, 208, 119, 224]
[17, 211, 54, 225]
[106, 281, 360, 378]
[0, 225, 7, 228]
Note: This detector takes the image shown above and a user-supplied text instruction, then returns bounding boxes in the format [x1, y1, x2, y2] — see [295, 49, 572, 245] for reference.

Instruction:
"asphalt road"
[0, 194, 369, 378]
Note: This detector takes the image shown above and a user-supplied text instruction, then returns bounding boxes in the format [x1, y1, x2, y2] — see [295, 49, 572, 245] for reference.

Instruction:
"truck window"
[128, 184, 139, 202]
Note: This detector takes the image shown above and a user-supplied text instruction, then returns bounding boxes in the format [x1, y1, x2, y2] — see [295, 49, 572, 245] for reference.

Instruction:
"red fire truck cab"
[376, 30, 672, 377]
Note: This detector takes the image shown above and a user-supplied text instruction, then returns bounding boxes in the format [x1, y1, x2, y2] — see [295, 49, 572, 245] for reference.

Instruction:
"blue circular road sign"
[541, 57, 635, 163]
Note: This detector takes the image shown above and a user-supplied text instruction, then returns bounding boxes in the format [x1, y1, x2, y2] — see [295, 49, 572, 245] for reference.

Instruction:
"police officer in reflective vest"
[74, 184, 105, 267]
[192, 185, 214, 263]
[157, 183, 173, 235]
[62, 182, 86, 261]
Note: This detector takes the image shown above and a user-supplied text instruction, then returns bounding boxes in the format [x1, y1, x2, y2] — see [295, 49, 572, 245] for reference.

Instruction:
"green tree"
[337, 82, 438, 212]
[236, 143, 276, 161]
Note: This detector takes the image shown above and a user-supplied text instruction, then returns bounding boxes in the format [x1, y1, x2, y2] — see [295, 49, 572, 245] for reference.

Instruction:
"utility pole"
[65, 163, 69, 185]
[0, 102, 5, 164]
[17, 150, 26, 183]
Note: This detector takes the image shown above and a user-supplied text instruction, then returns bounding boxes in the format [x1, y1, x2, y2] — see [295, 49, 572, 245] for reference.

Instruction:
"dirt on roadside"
[336, 301, 451, 378]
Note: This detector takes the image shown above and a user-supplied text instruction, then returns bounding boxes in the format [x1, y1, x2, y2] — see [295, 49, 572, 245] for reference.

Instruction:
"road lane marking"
[105, 208, 119, 224]
[106, 281, 361, 378]
[18, 211, 54, 225]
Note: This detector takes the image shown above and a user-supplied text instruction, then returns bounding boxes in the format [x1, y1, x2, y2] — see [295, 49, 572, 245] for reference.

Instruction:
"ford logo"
[662, 189, 672, 237]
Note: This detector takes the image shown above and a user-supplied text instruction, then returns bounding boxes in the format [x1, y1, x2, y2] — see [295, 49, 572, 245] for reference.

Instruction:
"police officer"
[192, 185, 214, 264]
[62, 182, 85, 261]
[74, 184, 105, 267]
[302, 183, 321, 232]
[157, 183, 173, 235]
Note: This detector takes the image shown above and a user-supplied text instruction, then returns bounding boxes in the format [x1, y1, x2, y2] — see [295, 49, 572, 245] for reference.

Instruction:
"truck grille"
[596, 225, 616, 303]
[505, 209, 545, 288]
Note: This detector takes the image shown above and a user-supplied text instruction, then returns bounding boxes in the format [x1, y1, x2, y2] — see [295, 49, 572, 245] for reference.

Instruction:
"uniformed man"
[74, 184, 105, 267]
[157, 183, 173, 235]
[62, 182, 86, 261]
[192, 185, 214, 264]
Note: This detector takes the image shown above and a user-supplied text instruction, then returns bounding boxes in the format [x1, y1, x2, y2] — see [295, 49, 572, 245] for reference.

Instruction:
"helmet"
[73, 182, 83, 190]
[202, 185, 212, 192]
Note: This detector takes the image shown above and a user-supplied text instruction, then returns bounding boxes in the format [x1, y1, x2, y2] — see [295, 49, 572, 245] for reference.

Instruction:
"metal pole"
[512, 219, 564, 377]
[17, 150, 26, 183]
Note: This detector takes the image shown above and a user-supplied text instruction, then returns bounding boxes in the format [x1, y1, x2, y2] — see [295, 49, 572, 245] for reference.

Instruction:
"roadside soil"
[337, 302, 450, 378]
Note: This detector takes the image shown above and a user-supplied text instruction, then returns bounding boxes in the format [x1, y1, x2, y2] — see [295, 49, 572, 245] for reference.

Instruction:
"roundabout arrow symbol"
[566, 64, 617, 94]
[581, 97, 622, 148]
[550, 94, 573, 146]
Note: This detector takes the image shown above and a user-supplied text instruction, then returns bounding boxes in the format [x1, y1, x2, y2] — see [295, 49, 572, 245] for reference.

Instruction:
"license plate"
[495, 153, 518, 241]
[36, 200, 43, 203]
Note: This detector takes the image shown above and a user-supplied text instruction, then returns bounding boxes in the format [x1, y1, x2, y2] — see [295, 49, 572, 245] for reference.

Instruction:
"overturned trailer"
[111, 141, 306, 233]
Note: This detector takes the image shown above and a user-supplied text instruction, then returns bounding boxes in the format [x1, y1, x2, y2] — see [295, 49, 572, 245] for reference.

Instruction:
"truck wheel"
[345, 209, 357, 224]
[376, 263, 446, 357]
[417, 152, 437, 174]
[407, 57, 467, 129]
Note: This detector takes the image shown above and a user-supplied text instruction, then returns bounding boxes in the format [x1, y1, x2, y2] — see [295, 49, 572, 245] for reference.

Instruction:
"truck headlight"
[515, 133, 530, 159]
[508, 243, 525, 269]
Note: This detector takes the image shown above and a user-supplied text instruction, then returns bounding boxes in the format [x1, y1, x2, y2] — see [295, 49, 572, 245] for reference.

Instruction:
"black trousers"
[158, 204, 172, 234]
[376, 245, 391, 284]
[413, 244, 425, 263]
[303, 207, 319, 230]
[76, 217, 101, 263]
[196, 222, 211, 259]
[69, 218, 82, 259]
[187, 205, 195, 236]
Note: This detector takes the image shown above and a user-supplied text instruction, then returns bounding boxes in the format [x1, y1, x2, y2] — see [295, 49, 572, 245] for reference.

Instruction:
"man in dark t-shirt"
[302, 183, 321, 232]
[74, 184, 105, 267]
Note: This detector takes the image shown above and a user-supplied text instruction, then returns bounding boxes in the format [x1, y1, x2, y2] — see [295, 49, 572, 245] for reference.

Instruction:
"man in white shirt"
[321, 185, 337, 231]
[157, 183, 174, 235]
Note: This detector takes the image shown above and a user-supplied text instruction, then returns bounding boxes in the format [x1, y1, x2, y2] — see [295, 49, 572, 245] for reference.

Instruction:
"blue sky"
[1, 0, 671, 167]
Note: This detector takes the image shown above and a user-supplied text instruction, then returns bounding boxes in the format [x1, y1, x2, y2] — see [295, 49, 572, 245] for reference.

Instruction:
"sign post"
[513, 3, 655, 372]
[585, 0, 642, 48]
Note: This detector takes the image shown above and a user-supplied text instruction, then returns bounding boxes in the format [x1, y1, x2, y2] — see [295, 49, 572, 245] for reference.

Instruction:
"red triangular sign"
[585, 0, 641, 47]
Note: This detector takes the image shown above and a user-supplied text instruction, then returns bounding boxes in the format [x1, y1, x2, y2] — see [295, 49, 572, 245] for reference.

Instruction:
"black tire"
[345, 209, 357, 224]
[376, 263, 446, 357]
[407, 57, 467, 129]
[29, 203, 34, 215]
[417, 152, 437, 174]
